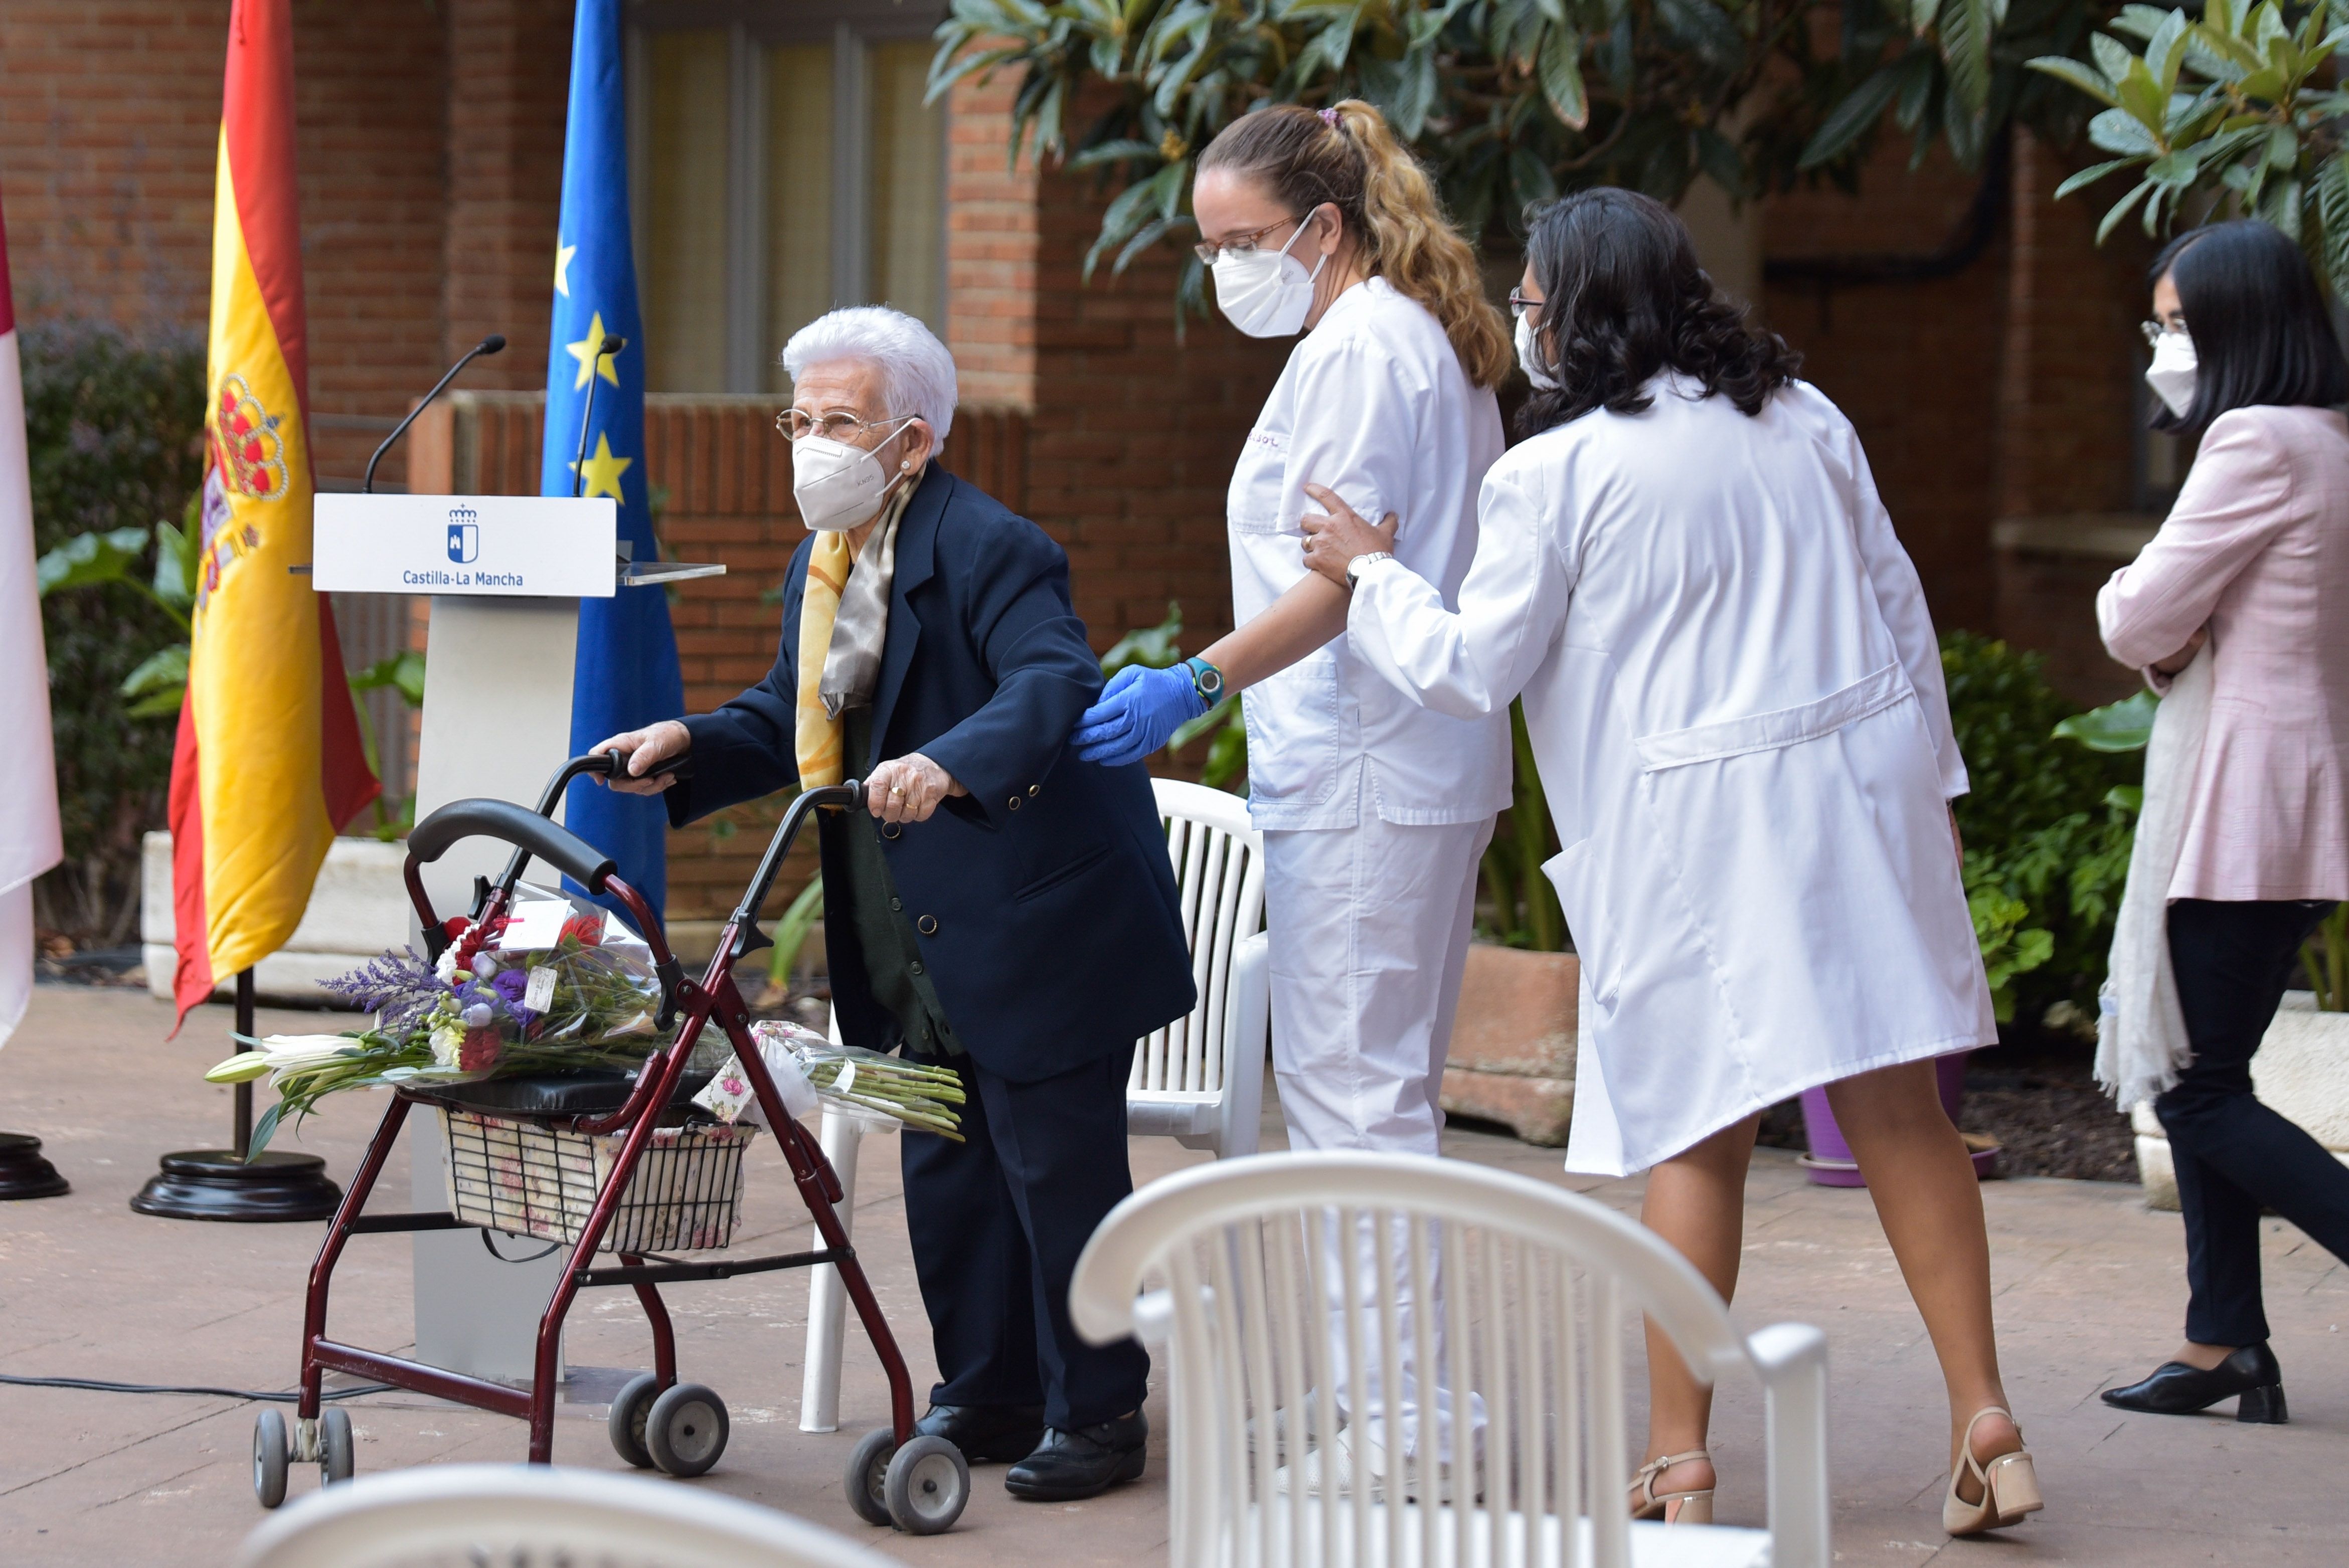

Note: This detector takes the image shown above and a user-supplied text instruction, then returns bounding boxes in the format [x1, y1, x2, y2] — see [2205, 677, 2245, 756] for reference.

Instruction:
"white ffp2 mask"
[2145, 330, 2198, 418]
[791, 423, 912, 532]
[1211, 217, 1326, 338]
[1515, 311, 1560, 391]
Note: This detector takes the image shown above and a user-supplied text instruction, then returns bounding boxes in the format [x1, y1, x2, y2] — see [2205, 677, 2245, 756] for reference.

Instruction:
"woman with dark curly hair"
[1300, 188, 2040, 1537]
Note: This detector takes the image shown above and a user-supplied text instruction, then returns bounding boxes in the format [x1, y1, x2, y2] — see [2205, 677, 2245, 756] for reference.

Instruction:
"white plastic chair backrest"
[1136, 777, 1266, 1098]
[1071, 1152, 1751, 1568]
[234, 1463, 902, 1568]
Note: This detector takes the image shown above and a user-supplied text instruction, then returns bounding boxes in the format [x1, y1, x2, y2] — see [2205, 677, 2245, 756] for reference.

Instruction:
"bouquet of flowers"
[694, 1019, 965, 1140]
[204, 885, 669, 1157]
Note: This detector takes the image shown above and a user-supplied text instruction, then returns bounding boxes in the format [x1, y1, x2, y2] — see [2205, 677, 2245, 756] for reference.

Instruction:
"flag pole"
[131, 966, 342, 1221]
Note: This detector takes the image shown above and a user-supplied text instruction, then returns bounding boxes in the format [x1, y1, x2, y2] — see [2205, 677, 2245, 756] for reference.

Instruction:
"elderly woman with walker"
[596, 306, 1197, 1504]
[1300, 189, 2043, 1537]
[1069, 100, 1515, 1491]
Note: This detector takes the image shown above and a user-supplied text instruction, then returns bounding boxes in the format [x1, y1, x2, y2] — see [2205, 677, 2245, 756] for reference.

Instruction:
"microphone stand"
[573, 334, 625, 498]
[363, 333, 508, 494]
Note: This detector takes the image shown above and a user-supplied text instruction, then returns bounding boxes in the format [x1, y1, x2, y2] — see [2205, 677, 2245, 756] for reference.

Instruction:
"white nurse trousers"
[1264, 812, 1493, 1461]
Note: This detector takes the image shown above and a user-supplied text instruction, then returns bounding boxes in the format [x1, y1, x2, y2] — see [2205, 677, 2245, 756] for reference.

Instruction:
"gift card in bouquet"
[498, 899, 579, 952]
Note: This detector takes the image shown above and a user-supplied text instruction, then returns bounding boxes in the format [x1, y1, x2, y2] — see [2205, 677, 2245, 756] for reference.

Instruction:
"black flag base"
[129, 1148, 341, 1222]
[130, 968, 341, 1222]
[0, 1132, 70, 1200]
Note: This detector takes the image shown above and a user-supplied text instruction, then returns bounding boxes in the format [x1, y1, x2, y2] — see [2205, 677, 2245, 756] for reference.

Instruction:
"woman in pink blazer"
[2098, 220, 2349, 1424]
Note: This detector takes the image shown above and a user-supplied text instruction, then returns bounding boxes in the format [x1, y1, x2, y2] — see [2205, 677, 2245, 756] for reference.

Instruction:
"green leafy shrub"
[1942, 630, 2143, 1026]
[21, 320, 206, 945]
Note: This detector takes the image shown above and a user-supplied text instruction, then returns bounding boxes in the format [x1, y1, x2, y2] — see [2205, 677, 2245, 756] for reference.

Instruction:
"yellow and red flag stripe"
[171, 0, 377, 1021]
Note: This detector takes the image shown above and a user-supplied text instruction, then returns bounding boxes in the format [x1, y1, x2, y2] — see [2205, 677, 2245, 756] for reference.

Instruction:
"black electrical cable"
[0, 1372, 394, 1403]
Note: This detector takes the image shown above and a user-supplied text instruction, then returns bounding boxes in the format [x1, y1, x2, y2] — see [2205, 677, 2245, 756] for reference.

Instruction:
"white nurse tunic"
[1346, 375, 1995, 1175]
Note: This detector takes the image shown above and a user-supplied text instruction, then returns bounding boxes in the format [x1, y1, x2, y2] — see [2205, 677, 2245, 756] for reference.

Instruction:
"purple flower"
[491, 967, 539, 1024]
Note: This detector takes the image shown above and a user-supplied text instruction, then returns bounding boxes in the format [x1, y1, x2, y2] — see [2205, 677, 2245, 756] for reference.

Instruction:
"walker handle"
[408, 798, 618, 894]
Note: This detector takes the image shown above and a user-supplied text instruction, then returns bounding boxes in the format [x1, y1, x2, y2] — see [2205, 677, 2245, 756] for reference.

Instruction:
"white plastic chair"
[1069, 1151, 1831, 1568]
[798, 775, 1273, 1433]
[233, 1463, 902, 1568]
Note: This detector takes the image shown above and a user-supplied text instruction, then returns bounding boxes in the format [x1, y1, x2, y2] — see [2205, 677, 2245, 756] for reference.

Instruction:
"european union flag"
[540, 0, 682, 922]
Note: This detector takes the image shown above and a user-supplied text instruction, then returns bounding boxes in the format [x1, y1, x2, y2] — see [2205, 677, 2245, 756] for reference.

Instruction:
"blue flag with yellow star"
[541, 0, 681, 922]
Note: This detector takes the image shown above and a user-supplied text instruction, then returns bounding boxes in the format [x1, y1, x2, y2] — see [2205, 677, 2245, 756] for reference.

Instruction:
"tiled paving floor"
[4, 985, 2346, 1564]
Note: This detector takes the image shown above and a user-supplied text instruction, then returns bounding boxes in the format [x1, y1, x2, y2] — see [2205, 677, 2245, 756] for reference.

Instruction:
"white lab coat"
[1229, 277, 1511, 829]
[1348, 376, 1994, 1175]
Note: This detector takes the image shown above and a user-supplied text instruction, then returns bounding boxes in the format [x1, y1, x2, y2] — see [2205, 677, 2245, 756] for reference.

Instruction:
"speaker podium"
[313, 492, 721, 1380]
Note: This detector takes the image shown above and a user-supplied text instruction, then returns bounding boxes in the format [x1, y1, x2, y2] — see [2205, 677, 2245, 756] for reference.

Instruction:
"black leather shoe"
[914, 1404, 1048, 1463]
[2102, 1343, 2288, 1423]
[1004, 1410, 1149, 1500]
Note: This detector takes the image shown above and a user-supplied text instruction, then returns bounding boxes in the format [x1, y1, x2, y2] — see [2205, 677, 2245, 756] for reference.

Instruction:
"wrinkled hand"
[1069, 663, 1208, 769]
[1298, 482, 1400, 588]
[866, 752, 965, 825]
[592, 720, 691, 795]
[2152, 627, 2209, 676]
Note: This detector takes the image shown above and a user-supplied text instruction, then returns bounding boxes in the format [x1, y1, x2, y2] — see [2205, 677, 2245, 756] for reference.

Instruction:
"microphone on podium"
[362, 334, 509, 495]
[571, 334, 626, 498]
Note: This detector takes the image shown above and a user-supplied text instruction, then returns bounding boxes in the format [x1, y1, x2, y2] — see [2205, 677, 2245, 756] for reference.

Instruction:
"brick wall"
[0, 1, 452, 488]
[1760, 143, 2009, 634]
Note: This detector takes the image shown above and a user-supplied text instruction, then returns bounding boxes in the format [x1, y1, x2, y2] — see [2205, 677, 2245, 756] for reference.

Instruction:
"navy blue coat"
[665, 465, 1198, 1083]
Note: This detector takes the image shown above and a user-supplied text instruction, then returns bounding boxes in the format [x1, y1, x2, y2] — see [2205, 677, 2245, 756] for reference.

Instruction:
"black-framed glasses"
[1508, 290, 1545, 320]
[776, 409, 917, 442]
[1193, 214, 1307, 267]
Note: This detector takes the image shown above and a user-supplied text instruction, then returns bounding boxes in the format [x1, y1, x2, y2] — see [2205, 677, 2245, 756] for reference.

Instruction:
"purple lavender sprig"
[318, 947, 449, 1035]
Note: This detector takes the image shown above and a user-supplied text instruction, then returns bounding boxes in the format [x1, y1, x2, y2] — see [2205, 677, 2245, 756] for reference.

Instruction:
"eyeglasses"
[1508, 290, 1545, 320]
[1192, 214, 1308, 267]
[776, 409, 917, 442]
[2140, 317, 2189, 345]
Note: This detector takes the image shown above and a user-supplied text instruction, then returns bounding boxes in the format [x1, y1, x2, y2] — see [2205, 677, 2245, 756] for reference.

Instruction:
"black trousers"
[2159, 898, 2349, 1346]
[900, 1043, 1149, 1430]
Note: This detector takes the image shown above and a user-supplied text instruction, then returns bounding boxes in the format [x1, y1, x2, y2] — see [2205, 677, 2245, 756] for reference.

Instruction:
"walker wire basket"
[439, 1108, 756, 1254]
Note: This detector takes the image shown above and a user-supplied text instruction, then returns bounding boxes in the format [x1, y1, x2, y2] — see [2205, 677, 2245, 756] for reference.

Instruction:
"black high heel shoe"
[2102, 1343, 2288, 1423]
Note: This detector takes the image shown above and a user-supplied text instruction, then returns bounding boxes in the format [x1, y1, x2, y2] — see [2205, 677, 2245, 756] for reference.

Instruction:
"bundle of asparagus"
[694, 1020, 965, 1139]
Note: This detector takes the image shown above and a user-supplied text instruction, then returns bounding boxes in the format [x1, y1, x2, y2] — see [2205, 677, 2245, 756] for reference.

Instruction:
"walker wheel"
[318, 1406, 355, 1485]
[884, 1434, 969, 1535]
[645, 1381, 729, 1477]
[844, 1426, 897, 1527]
[608, 1372, 662, 1469]
[253, 1409, 288, 1509]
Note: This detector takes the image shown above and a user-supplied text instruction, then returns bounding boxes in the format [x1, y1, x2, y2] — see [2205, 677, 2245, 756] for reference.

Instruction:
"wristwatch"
[1345, 551, 1396, 590]
[1184, 656, 1225, 706]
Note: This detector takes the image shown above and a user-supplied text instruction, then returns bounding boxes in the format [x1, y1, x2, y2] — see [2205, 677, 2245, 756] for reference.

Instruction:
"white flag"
[0, 200, 64, 1050]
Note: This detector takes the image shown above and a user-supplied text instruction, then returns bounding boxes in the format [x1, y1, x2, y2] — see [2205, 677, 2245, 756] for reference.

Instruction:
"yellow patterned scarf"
[793, 530, 856, 788]
[793, 481, 915, 787]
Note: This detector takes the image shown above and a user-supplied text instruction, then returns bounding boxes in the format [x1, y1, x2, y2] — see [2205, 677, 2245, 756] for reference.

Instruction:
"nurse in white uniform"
[1300, 190, 2044, 1538]
[1072, 100, 1513, 1476]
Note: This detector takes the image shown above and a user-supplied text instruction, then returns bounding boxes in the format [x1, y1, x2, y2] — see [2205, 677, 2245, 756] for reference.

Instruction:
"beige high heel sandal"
[1628, 1450, 1713, 1525]
[1943, 1407, 2043, 1536]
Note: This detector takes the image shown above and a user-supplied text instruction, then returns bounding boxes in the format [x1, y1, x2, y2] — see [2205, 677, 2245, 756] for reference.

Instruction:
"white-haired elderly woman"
[595, 307, 1198, 1501]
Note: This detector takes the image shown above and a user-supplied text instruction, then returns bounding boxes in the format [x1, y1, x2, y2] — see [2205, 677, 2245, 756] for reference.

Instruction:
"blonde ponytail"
[1199, 100, 1513, 389]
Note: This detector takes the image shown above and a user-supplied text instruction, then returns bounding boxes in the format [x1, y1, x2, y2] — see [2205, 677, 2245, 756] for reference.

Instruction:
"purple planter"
[1798, 1053, 1997, 1187]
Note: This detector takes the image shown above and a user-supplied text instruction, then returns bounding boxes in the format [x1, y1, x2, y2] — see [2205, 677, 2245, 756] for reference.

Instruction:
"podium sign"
[315, 494, 618, 598]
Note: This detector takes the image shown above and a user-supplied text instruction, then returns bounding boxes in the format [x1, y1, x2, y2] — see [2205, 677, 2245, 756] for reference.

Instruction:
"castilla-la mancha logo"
[446, 505, 480, 564]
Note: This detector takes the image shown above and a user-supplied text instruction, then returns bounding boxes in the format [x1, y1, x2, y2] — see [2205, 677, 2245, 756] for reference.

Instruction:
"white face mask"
[791, 421, 914, 532]
[1515, 310, 1560, 392]
[2145, 329, 2198, 418]
[1211, 214, 1327, 338]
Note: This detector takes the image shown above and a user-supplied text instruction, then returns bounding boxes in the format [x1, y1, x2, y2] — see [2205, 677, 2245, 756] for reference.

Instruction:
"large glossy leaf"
[1940, 0, 1996, 116]
[1537, 21, 1588, 127]
[2052, 689, 2156, 752]
[1799, 59, 1912, 167]
[2316, 152, 2349, 297]
[119, 643, 190, 720]
[36, 526, 150, 598]
[349, 650, 426, 707]
[2088, 105, 2162, 155]
[2053, 156, 2142, 198]
[2029, 54, 2118, 107]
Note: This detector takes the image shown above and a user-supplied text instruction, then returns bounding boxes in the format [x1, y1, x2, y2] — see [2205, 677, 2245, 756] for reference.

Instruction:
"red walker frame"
[276, 758, 923, 1514]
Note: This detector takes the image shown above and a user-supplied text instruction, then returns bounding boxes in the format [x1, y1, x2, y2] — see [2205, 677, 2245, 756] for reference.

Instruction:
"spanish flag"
[171, 0, 377, 1022]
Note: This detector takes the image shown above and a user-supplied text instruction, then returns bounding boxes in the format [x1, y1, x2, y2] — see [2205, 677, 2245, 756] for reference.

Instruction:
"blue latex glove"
[1071, 663, 1209, 767]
